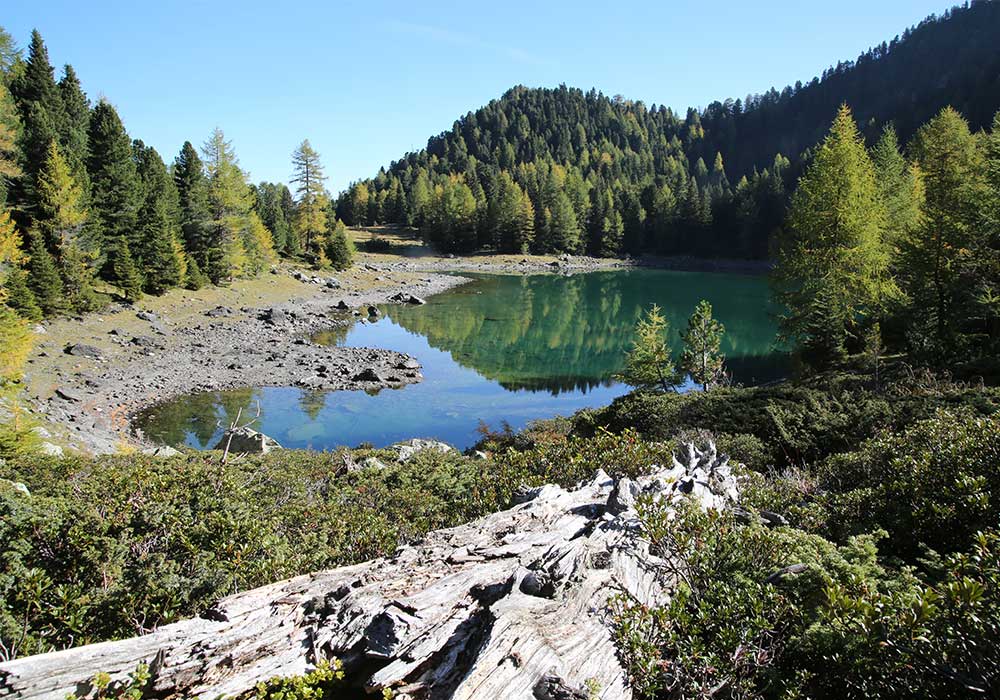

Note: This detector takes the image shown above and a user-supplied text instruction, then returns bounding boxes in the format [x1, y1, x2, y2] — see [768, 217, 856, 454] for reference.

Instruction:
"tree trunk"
[0, 444, 741, 700]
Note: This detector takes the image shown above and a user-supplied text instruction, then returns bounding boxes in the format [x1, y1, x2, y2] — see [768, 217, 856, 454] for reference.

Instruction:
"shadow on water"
[135, 269, 788, 450]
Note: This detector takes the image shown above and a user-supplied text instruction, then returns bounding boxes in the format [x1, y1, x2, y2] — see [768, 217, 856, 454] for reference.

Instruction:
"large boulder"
[64, 343, 102, 359]
[392, 438, 455, 462]
[212, 427, 282, 454]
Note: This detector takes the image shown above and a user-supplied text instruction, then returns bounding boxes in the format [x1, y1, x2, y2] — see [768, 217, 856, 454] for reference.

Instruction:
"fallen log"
[0, 443, 740, 699]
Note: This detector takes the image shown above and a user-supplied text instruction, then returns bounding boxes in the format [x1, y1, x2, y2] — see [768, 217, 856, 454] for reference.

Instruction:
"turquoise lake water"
[137, 269, 786, 450]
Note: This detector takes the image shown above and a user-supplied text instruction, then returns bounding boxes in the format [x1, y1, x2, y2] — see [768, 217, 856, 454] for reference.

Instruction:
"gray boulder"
[65, 343, 102, 359]
[212, 427, 282, 454]
[392, 438, 455, 463]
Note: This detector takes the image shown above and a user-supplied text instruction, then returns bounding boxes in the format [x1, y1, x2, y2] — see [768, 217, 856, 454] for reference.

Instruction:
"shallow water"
[136, 269, 786, 450]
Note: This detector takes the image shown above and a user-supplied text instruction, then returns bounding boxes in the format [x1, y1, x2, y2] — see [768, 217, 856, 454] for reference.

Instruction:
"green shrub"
[818, 410, 1000, 559]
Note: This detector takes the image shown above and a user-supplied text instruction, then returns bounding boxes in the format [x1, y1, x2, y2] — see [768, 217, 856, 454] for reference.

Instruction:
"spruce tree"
[57, 65, 90, 182]
[87, 100, 141, 264]
[679, 300, 726, 391]
[772, 105, 894, 368]
[174, 141, 212, 268]
[25, 229, 65, 315]
[183, 253, 209, 290]
[11, 30, 66, 185]
[59, 240, 101, 312]
[110, 236, 143, 302]
[872, 125, 923, 249]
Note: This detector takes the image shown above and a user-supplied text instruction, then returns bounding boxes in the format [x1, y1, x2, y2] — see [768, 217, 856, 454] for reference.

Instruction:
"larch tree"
[617, 304, 680, 392]
[905, 107, 986, 362]
[872, 125, 924, 251]
[202, 128, 251, 282]
[979, 110, 1000, 353]
[679, 300, 726, 391]
[771, 104, 895, 369]
[290, 140, 328, 263]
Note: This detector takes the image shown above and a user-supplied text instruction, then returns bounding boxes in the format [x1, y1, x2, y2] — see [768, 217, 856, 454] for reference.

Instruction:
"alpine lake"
[135, 269, 787, 451]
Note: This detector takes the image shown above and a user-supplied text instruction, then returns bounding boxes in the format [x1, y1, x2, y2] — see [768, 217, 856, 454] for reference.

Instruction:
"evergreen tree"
[183, 253, 209, 290]
[325, 218, 354, 271]
[679, 300, 726, 390]
[110, 235, 142, 302]
[617, 304, 680, 392]
[547, 190, 580, 253]
[904, 107, 987, 361]
[25, 228, 64, 315]
[0, 82, 21, 194]
[59, 239, 100, 312]
[87, 100, 141, 263]
[290, 140, 328, 261]
[253, 182, 291, 255]
[3, 265, 41, 321]
[11, 30, 66, 186]
[600, 210, 624, 257]
[978, 111, 1000, 354]
[278, 184, 300, 255]
[240, 211, 276, 276]
[56, 65, 90, 180]
[772, 105, 895, 368]
[173, 141, 212, 268]
[134, 142, 183, 293]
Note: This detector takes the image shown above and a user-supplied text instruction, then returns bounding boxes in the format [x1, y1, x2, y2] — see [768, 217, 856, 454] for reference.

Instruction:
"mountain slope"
[337, 1, 1000, 260]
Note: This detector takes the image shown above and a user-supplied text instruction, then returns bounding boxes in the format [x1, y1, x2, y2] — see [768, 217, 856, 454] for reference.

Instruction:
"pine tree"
[290, 140, 328, 261]
[278, 184, 300, 256]
[59, 239, 101, 312]
[617, 304, 680, 392]
[325, 218, 354, 271]
[135, 142, 183, 294]
[679, 300, 726, 391]
[57, 65, 90, 181]
[174, 141, 212, 268]
[2, 265, 42, 321]
[772, 105, 895, 368]
[110, 236, 143, 302]
[87, 100, 141, 263]
[25, 229, 65, 315]
[11, 30, 66, 185]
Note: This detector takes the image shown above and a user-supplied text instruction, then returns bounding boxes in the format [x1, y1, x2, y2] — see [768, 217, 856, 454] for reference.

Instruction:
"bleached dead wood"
[0, 443, 740, 700]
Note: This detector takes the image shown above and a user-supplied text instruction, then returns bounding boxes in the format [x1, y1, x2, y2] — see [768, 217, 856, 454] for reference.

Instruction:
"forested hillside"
[337, 1, 1000, 259]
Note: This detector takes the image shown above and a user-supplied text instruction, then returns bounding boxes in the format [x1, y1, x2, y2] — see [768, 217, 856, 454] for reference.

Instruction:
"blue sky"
[5, 0, 952, 192]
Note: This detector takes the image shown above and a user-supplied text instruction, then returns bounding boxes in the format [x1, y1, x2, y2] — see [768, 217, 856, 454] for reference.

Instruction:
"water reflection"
[135, 270, 786, 450]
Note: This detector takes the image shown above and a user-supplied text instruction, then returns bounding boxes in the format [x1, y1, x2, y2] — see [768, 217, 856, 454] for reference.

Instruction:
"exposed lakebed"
[136, 269, 786, 450]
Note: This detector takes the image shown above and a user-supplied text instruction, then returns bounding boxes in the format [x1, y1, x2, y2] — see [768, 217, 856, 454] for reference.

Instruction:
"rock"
[393, 438, 455, 462]
[296, 375, 327, 389]
[65, 343, 102, 359]
[136, 311, 159, 322]
[141, 445, 182, 458]
[473, 450, 489, 460]
[32, 324, 46, 335]
[212, 427, 282, 454]
[38, 442, 63, 457]
[325, 278, 341, 289]
[149, 321, 169, 336]
[361, 456, 388, 470]
[205, 306, 235, 318]
[366, 305, 380, 317]
[130, 335, 159, 348]
[335, 300, 350, 310]
[55, 387, 84, 402]
[390, 292, 427, 305]
[30, 426, 52, 439]
[292, 270, 309, 281]
[548, 260, 561, 268]
[260, 308, 288, 325]
[394, 358, 421, 370]
[353, 367, 385, 383]
[0, 479, 30, 497]
[0, 442, 743, 700]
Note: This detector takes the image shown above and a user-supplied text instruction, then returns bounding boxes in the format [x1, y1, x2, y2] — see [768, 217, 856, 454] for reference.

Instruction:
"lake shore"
[17, 239, 772, 456]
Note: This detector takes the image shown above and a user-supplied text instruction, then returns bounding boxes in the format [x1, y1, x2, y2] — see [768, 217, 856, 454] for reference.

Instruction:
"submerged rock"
[212, 427, 282, 454]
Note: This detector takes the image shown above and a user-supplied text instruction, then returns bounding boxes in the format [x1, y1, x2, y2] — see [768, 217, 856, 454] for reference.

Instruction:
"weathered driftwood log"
[0, 443, 740, 700]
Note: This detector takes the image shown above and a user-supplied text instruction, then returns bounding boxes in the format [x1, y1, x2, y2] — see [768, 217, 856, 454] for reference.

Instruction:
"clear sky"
[5, 0, 952, 193]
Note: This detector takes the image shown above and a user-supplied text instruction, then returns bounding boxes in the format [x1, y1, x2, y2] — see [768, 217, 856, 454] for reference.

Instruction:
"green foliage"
[679, 300, 726, 390]
[87, 100, 141, 260]
[25, 228, 65, 315]
[772, 105, 895, 369]
[324, 218, 353, 271]
[252, 659, 344, 700]
[2, 265, 41, 321]
[109, 236, 142, 302]
[818, 410, 1000, 559]
[617, 304, 681, 392]
[69, 663, 150, 700]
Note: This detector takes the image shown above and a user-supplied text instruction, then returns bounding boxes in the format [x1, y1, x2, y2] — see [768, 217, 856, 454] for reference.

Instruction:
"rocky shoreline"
[22, 268, 471, 455]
